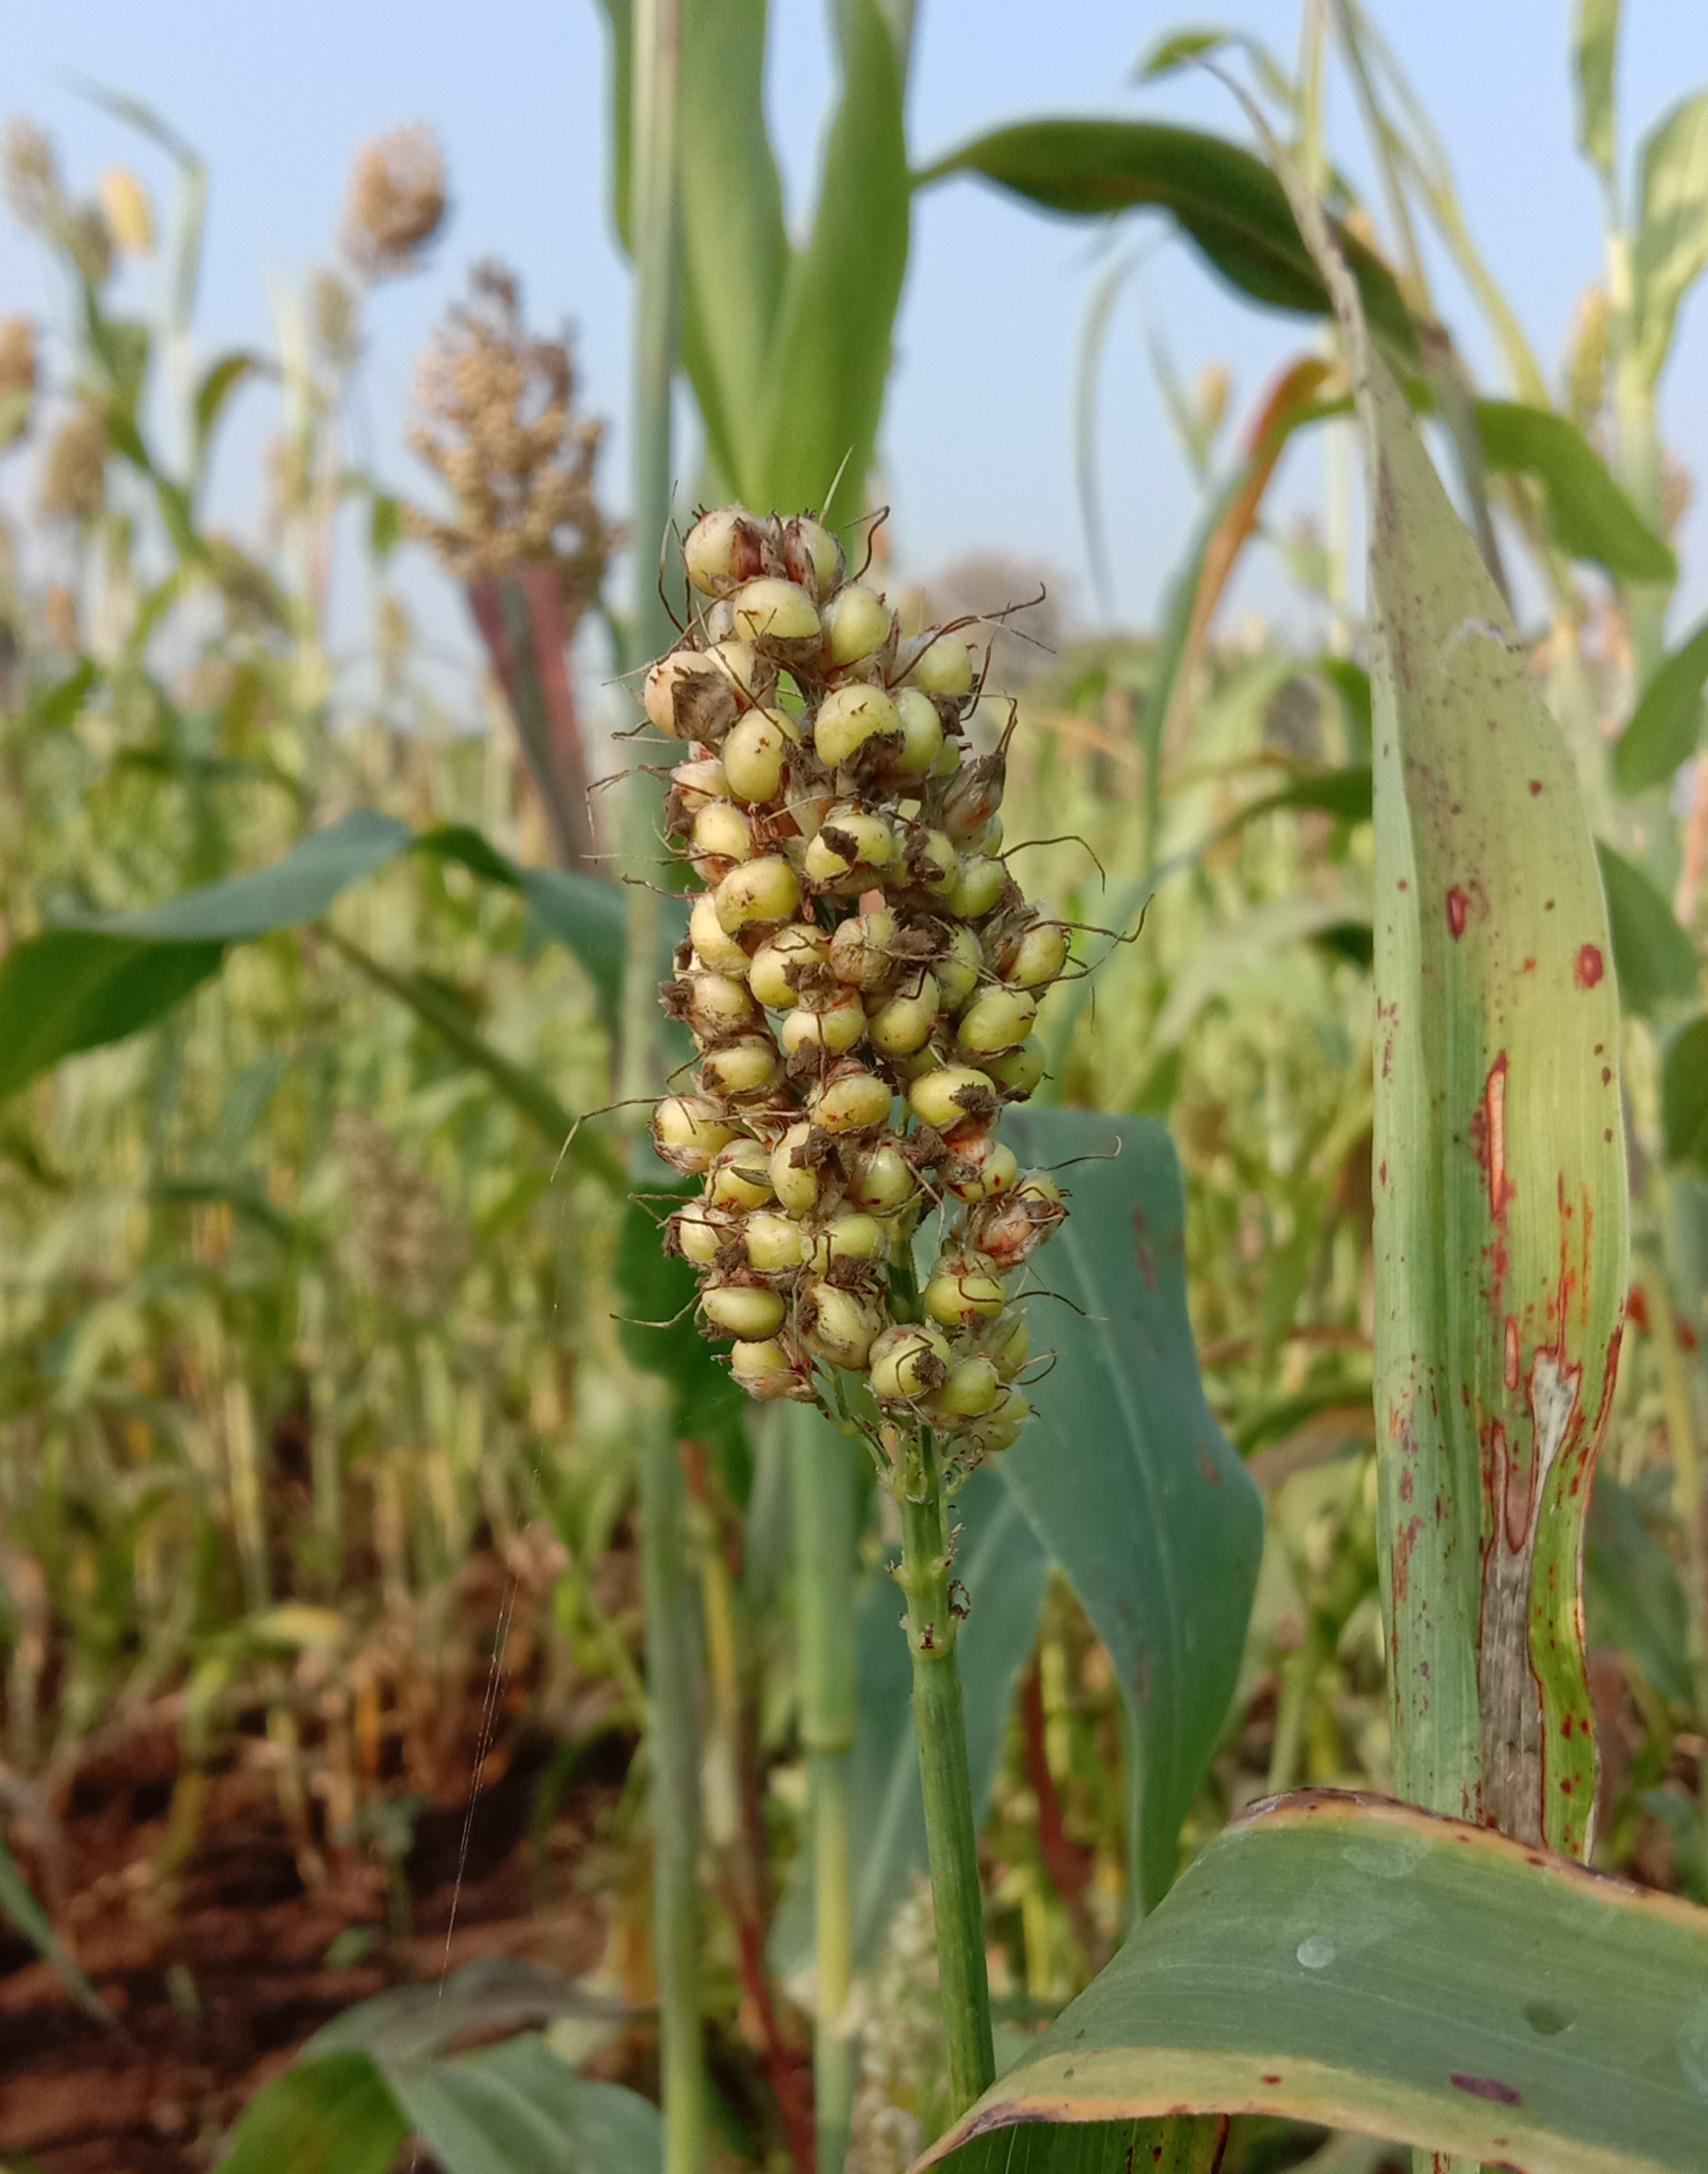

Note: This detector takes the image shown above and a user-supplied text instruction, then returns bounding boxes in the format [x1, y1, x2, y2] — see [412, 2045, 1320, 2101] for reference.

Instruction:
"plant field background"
[0, 5, 1706, 2171]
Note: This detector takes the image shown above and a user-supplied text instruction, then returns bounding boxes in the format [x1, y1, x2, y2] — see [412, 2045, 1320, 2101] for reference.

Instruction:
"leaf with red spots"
[1262, 134, 1628, 1859]
[921, 1794, 1708, 2174]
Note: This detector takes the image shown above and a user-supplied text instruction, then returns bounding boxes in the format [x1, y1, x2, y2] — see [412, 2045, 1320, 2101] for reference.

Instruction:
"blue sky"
[3, 0, 1707, 656]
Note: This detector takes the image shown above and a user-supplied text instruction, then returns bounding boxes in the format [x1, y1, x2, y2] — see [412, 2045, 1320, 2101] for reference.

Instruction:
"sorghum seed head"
[643, 505, 1068, 1473]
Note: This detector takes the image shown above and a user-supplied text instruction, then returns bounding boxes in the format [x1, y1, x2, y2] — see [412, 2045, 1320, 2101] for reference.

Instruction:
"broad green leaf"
[1475, 399, 1675, 583]
[391, 2034, 660, 2174]
[0, 1835, 112, 2025]
[1596, 840, 1700, 1015]
[1002, 1111, 1263, 1910]
[923, 1794, 1708, 2174]
[304, 1957, 624, 2067]
[1276, 155, 1628, 1855]
[0, 815, 631, 1106]
[916, 122, 1417, 364]
[756, 0, 910, 530]
[1588, 1468, 1692, 1707]
[1661, 1013, 1708, 1168]
[0, 932, 222, 1103]
[1631, 91, 1708, 389]
[771, 1461, 1049, 1978]
[1613, 614, 1708, 794]
[69, 809, 410, 942]
[216, 2049, 407, 2174]
[1574, 0, 1621, 180]
[192, 351, 263, 466]
[679, 0, 790, 496]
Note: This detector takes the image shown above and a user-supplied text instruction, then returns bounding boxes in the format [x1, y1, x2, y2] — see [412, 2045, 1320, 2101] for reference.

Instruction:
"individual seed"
[730, 1337, 807, 1399]
[691, 800, 756, 869]
[722, 707, 800, 803]
[700, 1036, 783, 1099]
[908, 1065, 997, 1134]
[814, 682, 901, 765]
[715, 855, 801, 932]
[802, 1283, 880, 1369]
[731, 576, 821, 648]
[923, 1257, 1008, 1328]
[770, 1121, 829, 1214]
[944, 1137, 1018, 1204]
[684, 505, 763, 595]
[934, 926, 984, 1010]
[930, 1355, 1001, 1420]
[668, 757, 730, 817]
[784, 515, 844, 599]
[869, 972, 941, 1056]
[821, 580, 893, 664]
[956, 986, 1036, 1055]
[653, 1095, 737, 1172]
[869, 1323, 952, 1401]
[750, 924, 832, 1010]
[690, 890, 752, 975]
[986, 1039, 1046, 1098]
[706, 1141, 774, 1211]
[780, 989, 868, 1056]
[645, 649, 739, 742]
[807, 1213, 887, 1271]
[829, 909, 898, 990]
[745, 1210, 808, 1273]
[907, 827, 959, 900]
[706, 636, 772, 700]
[669, 1199, 725, 1267]
[804, 808, 895, 883]
[678, 969, 756, 1038]
[811, 1068, 893, 1134]
[845, 1141, 916, 1213]
[1001, 917, 1070, 990]
[888, 688, 945, 779]
[701, 1283, 787, 1338]
[950, 854, 1008, 919]
[906, 630, 975, 697]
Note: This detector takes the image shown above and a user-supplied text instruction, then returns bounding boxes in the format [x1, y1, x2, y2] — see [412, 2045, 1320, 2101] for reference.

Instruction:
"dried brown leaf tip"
[647, 506, 1069, 1463]
[407, 262, 614, 620]
[340, 123, 447, 279]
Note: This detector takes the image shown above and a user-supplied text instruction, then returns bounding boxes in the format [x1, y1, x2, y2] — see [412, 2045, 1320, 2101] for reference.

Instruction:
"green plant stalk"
[626, 7, 703, 2172]
[637, 1398, 706, 2174]
[791, 1403, 860, 2173]
[894, 1424, 995, 2118]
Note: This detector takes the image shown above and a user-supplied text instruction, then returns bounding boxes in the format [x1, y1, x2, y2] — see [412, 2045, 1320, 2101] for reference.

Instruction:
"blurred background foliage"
[0, 4, 1705, 2170]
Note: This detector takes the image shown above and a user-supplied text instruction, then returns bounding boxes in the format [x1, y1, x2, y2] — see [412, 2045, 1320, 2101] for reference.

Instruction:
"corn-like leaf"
[1475, 399, 1675, 583]
[755, 0, 909, 530]
[678, 0, 791, 499]
[1003, 1111, 1263, 1910]
[916, 120, 1417, 363]
[1596, 841, 1701, 1017]
[1612, 613, 1708, 794]
[215, 2049, 408, 2174]
[1631, 91, 1708, 390]
[1265, 146, 1631, 1855]
[920, 1794, 1708, 2174]
[1573, 0, 1622, 180]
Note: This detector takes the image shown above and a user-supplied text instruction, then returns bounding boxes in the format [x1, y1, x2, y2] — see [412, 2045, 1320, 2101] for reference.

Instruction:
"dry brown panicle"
[407, 261, 614, 620]
[0, 315, 37, 403]
[38, 400, 106, 523]
[339, 123, 447, 279]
